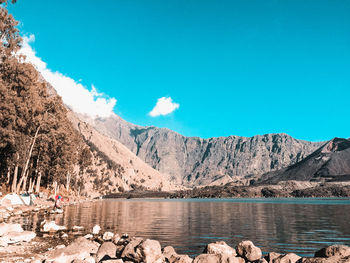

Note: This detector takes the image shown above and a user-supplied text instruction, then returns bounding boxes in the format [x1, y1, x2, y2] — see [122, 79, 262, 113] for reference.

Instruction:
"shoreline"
[0, 194, 350, 262]
[103, 182, 350, 199]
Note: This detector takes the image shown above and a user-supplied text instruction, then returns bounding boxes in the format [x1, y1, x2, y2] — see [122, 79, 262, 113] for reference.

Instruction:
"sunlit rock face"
[77, 112, 323, 186]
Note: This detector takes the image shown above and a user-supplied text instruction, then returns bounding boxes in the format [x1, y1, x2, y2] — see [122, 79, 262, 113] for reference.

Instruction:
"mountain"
[75, 113, 323, 186]
[258, 138, 350, 184]
[67, 111, 176, 195]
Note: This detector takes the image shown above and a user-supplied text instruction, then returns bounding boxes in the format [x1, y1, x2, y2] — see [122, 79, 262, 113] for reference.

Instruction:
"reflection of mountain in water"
[14, 199, 350, 257]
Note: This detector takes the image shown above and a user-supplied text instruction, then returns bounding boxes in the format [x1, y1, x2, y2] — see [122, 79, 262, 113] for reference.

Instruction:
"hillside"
[258, 138, 350, 184]
[76, 113, 323, 186]
[67, 111, 175, 195]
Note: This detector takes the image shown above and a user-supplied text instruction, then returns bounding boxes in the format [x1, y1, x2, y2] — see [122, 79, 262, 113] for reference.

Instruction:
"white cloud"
[18, 34, 116, 118]
[149, 97, 180, 117]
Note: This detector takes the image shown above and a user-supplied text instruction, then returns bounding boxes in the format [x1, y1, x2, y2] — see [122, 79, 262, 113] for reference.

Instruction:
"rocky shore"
[0, 194, 350, 262]
[1, 219, 350, 263]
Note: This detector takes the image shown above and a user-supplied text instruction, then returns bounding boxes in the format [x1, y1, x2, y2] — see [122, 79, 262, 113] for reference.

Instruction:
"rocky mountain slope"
[258, 137, 350, 184]
[67, 111, 175, 195]
[76, 113, 323, 186]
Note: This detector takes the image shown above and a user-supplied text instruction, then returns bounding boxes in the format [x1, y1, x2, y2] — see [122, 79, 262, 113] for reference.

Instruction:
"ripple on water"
[9, 198, 350, 257]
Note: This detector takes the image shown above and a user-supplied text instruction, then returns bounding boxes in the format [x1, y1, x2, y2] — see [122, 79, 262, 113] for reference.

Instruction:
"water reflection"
[11, 198, 350, 257]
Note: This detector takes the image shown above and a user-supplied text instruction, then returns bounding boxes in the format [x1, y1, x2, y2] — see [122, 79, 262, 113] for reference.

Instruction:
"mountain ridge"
[75, 112, 324, 186]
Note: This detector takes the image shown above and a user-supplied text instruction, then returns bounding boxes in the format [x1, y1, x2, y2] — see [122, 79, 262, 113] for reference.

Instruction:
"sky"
[7, 0, 350, 141]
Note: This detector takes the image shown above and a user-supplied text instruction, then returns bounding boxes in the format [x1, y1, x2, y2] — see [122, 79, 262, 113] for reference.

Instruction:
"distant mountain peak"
[321, 137, 350, 153]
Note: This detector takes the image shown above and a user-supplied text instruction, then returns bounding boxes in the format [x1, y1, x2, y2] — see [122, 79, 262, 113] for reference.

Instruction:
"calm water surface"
[14, 198, 350, 257]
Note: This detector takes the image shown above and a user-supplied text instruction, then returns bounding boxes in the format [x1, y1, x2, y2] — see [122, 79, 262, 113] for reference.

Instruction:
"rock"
[100, 260, 124, 263]
[61, 233, 68, 239]
[73, 226, 85, 231]
[0, 223, 23, 236]
[299, 256, 343, 263]
[257, 259, 268, 263]
[45, 237, 100, 263]
[113, 234, 121, 244]
[315, 245, 350, 258]
[96, 242, 117, 262]
[135, 239, 164, 263]
[0, 239, 8, 247]
[273, 253, 301, 263]
[163, 246, 177, 260]
[163, 245, 193, 263]
[0, 231, 36, 244]
[193, 254, 221, 263]
[41, 220, 67, 232]
[121, 237, 144, 261]
[56, 244, 66, 249]
[84, 234, 93, 239]
[236, 240, 262, 261]
[103, 231, 114, 241]
[93, 224, 101, 235]
[265, 252, 281, 263]
[204, 241, 237, 259]
[169, 254, 194, 263]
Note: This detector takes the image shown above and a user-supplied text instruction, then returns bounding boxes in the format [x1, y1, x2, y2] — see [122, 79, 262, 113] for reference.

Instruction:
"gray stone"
[96, 242, 117, 262]
[204, 241, 237, 259]
[0, 231, 36, 244]
[273, 253, 301, 263]
[315, 245, 350, 258]
[121, 237, 143, 261]
[45, 237, 100, 263]
[266, 252, 281, 263]
[193, 254, 221, 263]
[135, 239, 164, 263]
[0, 223, 23, 236]
[236, 240, 262, 262]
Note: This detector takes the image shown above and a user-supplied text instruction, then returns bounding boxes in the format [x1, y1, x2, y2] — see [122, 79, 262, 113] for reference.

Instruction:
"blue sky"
[8, 0, 350, 141]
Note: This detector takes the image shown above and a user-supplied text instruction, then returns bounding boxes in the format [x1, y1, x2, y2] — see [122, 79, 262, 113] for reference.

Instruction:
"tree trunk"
[27, 176, 32, 193]
[6, 168, 10, 185]
[11, 153, 19, 193]
[35, 171, 42, 193]
[53, 181, 57, 197]
[30, 177, 36, 193]
[66, 172, 71, 192]
[17, 126, 40, 194]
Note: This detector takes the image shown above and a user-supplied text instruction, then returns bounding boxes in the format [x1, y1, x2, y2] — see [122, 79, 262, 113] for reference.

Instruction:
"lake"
[15, 198, 350, 257]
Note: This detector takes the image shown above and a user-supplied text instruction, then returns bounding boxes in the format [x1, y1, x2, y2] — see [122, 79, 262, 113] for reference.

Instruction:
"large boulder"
[121, 237, 144, 261]
[103, 231, 115, 241]
[315, 245, 350, 258]
[0, 223, 23, 236]
[265, 252, 281, 263]
[96, 242, 117, 262]
[194, 254, 221, 263]
[135, 239, 164, 263]
[169, 254, 193, 263]
[299, 256, 344, 263]
[273, 253, 301, 263]
[41, 220, 67, 232]
[45, 237, 100, 263]
[0, 231, 36, 244]
[204, 241, 237, 259]
[236, 240, 262, 262]
[162, 246, 193, 263]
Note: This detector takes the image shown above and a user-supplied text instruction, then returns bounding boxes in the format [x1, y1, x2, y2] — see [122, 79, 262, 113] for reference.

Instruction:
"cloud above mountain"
[19, 35, 116, 118]
[149, 97, 180, 117]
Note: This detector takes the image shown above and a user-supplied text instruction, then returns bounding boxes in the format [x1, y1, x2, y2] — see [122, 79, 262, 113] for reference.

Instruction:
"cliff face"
[258, 138, 350, 184]
[76, 113, 323, 186]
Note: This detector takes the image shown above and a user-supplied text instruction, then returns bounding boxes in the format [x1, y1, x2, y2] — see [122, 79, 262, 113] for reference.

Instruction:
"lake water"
[14, 198, 350, 257]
